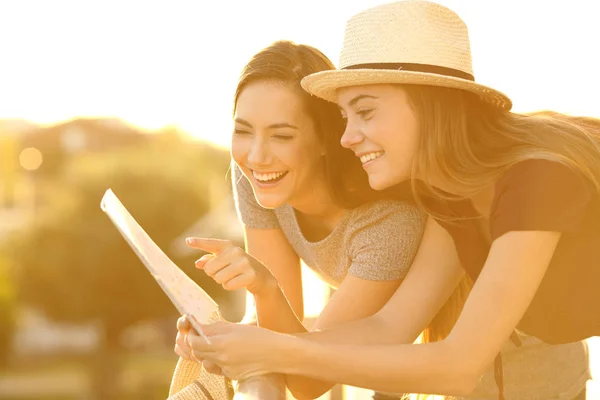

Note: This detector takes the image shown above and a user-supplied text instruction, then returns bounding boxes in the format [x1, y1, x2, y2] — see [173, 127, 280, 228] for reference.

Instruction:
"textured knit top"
[232, 166, 426, 287]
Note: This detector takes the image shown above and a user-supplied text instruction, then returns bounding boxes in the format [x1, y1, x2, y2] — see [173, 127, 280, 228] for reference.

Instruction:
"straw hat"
[301, 0, 512, 110]
[167, 358, 233, 400]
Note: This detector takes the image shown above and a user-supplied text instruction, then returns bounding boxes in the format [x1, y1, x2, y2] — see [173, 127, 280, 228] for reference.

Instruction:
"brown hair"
[233, 40, 386, 208]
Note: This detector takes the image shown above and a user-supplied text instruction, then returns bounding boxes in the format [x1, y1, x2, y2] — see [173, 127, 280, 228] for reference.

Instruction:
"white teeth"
[252, 171, 286, 182]
[359, 151, 384, 164]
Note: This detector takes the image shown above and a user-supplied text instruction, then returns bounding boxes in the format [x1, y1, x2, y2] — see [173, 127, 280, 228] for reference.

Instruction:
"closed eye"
[273, 134, 294, 141]
[357, 109, 374, 120]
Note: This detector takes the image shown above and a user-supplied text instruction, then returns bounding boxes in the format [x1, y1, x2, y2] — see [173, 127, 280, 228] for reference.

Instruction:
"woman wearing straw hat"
[167, 39, 468, 400]
[183, 1, 599, 400]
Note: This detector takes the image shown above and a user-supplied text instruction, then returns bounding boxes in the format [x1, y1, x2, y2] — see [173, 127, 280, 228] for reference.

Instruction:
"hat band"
[342, 62, 474, 81]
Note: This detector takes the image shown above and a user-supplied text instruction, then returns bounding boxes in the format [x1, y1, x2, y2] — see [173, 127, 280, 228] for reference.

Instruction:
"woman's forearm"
[282, 314, 422, 399]
[252, 282, 337, 399]
[252, 282, 343, 400]
[260, 291, 430, 399]
[298, 313, 422, 346]
[255, 291, 409, 398]
[277, 337, 478, 397]
[283, 312, 424, 399]
[253, 279, 307, 334]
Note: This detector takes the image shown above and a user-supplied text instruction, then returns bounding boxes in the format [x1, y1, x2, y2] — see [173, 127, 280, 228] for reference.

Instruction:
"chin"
[254, 194, 286, 209]
[367, 174, 392, 191]
[368, 172, 409, 191]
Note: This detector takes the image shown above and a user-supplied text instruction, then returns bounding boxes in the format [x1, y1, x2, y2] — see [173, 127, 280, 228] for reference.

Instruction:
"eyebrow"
[345, 94, 379, 108]
[234, 118, 298, 130]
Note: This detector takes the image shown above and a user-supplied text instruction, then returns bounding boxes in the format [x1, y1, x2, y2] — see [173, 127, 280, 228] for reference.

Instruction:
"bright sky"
[0, 0, 598, 148]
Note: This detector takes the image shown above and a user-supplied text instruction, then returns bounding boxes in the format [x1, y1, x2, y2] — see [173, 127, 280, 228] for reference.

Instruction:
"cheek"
[276, 141, 310, 167]
[300, 142, 325, 170]
[230, 138, 249, 163]
[282, 152, 305, 173]
[364, 119, 393, 149]
[385, 118, 420, 156]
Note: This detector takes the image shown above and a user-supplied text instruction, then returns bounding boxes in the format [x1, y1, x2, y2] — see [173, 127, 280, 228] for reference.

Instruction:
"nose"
[340, 119, 364, 150]
[247, 137, 270, 165]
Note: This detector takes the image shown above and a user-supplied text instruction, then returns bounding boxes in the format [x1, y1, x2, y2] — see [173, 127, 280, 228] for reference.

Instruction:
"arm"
[245, 222, 406, 399]
[278, 229, 560, 396]
[249, 201, 426, 399]
[228, 162, 306, 330]
[284, 275, 402, 399]
[298, 216, 464, 347]
[187, 216, 464, 388]
[214, 227, 402, 399]
[229, 161, 305, 329]
[281, 201, 427, 399]
[244, 226, 306, 332]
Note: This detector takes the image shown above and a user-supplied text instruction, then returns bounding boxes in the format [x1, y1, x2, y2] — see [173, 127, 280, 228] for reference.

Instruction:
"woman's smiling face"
[231, 80, 325, 208]
[337, 84, 420, 190]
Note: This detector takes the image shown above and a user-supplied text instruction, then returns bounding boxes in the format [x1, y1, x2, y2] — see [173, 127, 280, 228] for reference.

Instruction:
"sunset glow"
[1, 1, 597, 149]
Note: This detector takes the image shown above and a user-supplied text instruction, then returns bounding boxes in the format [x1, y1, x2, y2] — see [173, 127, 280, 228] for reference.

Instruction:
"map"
[100, 188, 219, 343]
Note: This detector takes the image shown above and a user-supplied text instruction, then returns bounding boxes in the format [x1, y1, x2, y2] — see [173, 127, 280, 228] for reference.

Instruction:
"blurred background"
[0, 1, 598, 399]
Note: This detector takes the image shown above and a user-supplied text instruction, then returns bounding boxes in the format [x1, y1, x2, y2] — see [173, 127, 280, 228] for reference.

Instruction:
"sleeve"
[231, 162, 280, 229]
[490, 160, 592, 241]
[347, 200, 427, 281]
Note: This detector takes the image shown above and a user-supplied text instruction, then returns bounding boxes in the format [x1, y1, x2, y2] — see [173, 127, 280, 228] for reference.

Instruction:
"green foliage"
[6, 135, 234, 339]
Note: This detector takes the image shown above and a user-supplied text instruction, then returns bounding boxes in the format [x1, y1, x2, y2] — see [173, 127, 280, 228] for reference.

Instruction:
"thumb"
[185, 237, 233, 254]
[177, 315, 193, 332]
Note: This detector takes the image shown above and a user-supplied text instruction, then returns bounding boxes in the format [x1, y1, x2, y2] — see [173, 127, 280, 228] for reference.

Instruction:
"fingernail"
[186, 238, 193, 245]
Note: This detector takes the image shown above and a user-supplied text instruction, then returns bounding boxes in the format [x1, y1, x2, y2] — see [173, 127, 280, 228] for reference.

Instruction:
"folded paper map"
[100, 188, 218, 343]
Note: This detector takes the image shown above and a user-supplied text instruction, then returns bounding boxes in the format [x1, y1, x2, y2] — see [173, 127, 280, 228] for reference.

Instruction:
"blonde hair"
[403, 85, 600, 400]
[403, 85, 600, 206]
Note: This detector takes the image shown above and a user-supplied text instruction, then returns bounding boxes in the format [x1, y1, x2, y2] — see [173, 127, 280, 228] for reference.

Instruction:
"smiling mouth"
[359, 151, 385, 164]
[252, 170, 288, 184]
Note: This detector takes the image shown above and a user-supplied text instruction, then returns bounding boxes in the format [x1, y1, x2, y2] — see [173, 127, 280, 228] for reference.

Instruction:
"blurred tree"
[6, 133, 234, 398]
[0, 256, 16, 367]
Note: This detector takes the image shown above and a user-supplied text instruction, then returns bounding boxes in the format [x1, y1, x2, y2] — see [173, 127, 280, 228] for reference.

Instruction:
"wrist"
[251, 273, 279, 297]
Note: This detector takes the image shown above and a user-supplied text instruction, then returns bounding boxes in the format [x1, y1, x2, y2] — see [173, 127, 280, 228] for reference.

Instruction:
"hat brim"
[301, 69, 512, 110]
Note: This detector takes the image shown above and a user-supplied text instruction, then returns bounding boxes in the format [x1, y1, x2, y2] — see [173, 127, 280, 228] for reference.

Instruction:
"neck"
[289, 180, 346, 227]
